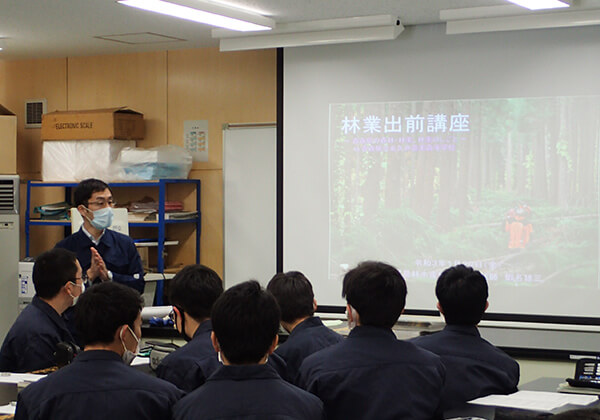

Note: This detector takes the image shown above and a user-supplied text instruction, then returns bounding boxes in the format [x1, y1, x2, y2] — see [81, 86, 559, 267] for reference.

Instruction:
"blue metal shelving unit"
[25, 179, 201, 305]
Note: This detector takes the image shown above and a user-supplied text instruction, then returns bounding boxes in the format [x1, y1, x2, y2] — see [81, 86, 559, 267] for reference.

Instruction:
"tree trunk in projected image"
[469, 119, 482, 199]
[362, 155, 381, 220]
[505, 132, 513, 193]
[414, 151, 434, 219]
[385, 147, 409, 210]
[576, 99, 597, 207]
[567, 103, 579, 205]
[437, 146, 456, 230]
[457, 140, 470, 222]
[557, 100, 569, 207]
[549, 103, 560, 206]
[533, 129, 548, 201]
[516, 138, 527, 196]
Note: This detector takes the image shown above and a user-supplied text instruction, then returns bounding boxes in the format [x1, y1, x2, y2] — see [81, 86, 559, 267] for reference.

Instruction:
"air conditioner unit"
[0, 175, 19, 341]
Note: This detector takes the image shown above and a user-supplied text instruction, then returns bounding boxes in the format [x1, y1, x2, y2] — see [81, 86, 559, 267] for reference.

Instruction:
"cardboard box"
[0, 104, 17, 174]
[41, 107, 144, 140]
[42, 140, 135, 181]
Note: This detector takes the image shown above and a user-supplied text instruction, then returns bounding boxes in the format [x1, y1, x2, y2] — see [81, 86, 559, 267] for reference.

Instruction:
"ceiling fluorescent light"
[215, 15, 403, 51]
[505, 0, 570, 10]
[445, 9, 600, 34]
[214, 14, 399, 37]
[117, 0, 274, 32]
[440, 5, 534, 21]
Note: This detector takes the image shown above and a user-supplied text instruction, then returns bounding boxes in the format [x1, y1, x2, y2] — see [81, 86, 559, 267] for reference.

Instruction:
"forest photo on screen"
[329, 96, 600, 291]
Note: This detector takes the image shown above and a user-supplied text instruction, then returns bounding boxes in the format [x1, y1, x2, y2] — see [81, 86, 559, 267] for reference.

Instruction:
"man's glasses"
[169, 310, 176, 323]
[86, 199, 116, 208]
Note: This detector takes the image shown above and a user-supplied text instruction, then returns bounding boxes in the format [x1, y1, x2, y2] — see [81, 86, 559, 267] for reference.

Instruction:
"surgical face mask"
[68, 281, 85, 306]
[175, 309, 192, 342]
[120, 325, 140, 365]
[346, 306, 359, 330]
[85, 206, 114, 230]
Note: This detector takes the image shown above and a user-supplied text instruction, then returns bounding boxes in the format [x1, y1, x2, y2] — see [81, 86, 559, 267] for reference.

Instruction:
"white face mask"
[346, 305, 359, 330]
[85, 206, 114, 230]
[120, 325, 140, 365]
[68, 281, 85, 306]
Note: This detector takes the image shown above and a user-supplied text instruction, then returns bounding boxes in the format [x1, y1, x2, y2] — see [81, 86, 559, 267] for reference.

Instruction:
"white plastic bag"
[112, 145, 193, 181]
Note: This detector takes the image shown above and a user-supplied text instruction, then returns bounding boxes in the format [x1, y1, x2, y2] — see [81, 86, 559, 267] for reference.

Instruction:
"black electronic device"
[54, 341, 81, 368]
[566, 358, 600, 389]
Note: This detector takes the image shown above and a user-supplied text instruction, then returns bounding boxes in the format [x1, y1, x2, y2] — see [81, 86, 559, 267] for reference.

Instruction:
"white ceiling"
[0, 0, 598, 60]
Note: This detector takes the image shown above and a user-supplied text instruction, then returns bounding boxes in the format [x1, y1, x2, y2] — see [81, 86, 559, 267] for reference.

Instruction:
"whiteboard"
[223, 124, 277, 288]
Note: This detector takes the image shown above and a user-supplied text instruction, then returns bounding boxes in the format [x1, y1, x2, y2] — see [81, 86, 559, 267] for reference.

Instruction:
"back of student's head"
[33, 248, 78, 299]
[266, 271, 314, 323]
[436, 264, 488, 325]
[211, 280, 280, 364]
[342, 261, 407, 328]
[74, 178, 110, 207]
[75, 282, 143, 346]
[169, 264, 223, 321]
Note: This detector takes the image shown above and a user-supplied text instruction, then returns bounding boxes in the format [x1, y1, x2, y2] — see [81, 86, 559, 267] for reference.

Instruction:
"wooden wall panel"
[0, 61, 6, 102]
[0, 58, 67, 258]
[2, 58, 67, 177]
[167, 48, 277, 169]
[167, 48, 276, 275]
[67, 52, 168, 148]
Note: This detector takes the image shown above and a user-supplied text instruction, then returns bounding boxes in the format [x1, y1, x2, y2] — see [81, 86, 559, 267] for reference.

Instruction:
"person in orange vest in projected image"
[505, 203, 533, 249]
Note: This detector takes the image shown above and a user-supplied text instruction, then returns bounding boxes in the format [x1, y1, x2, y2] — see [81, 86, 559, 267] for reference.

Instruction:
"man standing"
[297, 261, 446, 420]
[155, 264, 223, 392]
[410, 264, 519, 411]
[15, 282, 184, 419]
[0, 248, 83, 372]
[267, 271, 343, 382]
[55, 178, 144, 293]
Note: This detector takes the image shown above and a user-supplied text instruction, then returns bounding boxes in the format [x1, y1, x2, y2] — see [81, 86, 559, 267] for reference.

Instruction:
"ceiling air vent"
[24, 99, 47, 129]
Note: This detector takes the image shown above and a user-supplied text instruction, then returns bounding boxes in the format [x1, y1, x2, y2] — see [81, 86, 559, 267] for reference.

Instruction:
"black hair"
[211, 280, 280, 365]
[169, 264, 223, 321]
[33, 248, 78, 299]
[435, 264, 488, 326]
[75, 282, 143, 346]
[342, 261, 406, 328]
[73, 178, 110, 207]
[266, 271, 314, 323]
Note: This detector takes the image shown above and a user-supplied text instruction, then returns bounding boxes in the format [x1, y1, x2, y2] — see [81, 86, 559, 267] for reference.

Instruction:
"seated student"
[55, 178, 144, 293]
[267, 271, 343, 382]
[15, 282, 184, 420]
[155, 264, 223, 392]
[297, 261, 446, 420]
[410, 264, 520, 411]
[0, 248, 83, 373]
[173, 280, 325, 420]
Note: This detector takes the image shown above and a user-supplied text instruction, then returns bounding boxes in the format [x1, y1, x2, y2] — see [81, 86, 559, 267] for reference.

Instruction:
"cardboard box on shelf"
[42, 139, 135, 182]
[0, 104, 17, 174]
[41, 107, 144, 140]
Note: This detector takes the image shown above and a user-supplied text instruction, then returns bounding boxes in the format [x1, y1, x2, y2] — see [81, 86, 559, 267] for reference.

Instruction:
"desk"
[445, 378, 600, 419]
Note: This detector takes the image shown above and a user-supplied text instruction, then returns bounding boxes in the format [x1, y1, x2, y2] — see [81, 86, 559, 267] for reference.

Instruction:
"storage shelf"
[25, 179, 201, 305]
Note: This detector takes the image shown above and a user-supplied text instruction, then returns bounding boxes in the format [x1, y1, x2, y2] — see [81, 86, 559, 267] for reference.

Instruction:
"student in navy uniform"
[297, 261, 446, 420]
[155, 264, 223, 392]
[55, 178, 144, 293]
[0, 248, 83, 373]
[173, 280, 325, 420]
[267, 271, 344, 382]
[410, 264, 519, 411]
[15, 282, 184, 420]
